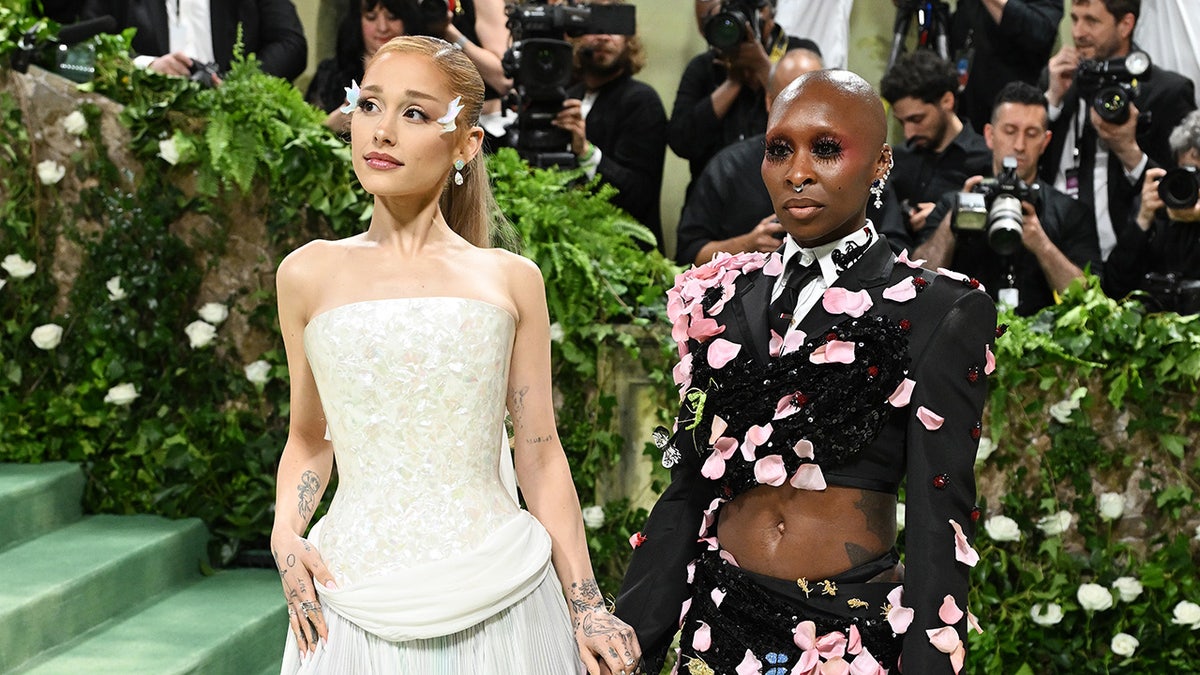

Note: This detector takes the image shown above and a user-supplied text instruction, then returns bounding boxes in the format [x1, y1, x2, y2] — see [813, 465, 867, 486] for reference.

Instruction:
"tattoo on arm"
[525, 434, 553, 445]
[297, 470, 320, 520]
[509, 385, 529, 422]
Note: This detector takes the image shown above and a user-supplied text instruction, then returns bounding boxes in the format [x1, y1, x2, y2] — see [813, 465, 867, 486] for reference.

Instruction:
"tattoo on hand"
[568, 577, 604, 616]
[297, 470, 320, 520]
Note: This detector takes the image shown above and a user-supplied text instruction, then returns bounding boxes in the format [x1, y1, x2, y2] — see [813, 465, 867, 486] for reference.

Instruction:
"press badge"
[1064, 167, 1080, 199]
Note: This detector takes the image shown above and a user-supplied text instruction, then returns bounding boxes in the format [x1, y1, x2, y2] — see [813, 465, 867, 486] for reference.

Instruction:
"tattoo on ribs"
[845, 542, 874, 566]
[297, 470, 320, 520]
[853, 490, 895, 546]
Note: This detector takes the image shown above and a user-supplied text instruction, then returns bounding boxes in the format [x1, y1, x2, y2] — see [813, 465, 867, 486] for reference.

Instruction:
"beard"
[578, 45, 629, 80]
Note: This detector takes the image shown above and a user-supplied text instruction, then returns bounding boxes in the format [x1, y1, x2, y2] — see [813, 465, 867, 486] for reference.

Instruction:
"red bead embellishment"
[629, 532, 647, 549]
[867, 365, 880, 378]
[826, 332, 838, 342]
[912, 277, 929, 291]
[792, 392, 810, 407]
[898, 319, 912, 332]
[966, 366, 980, 383]
[932, 473, 950, 489]
[970, 423, 982, 440]
[996, 323, 1008, 338]
[969, 278, 981, 289]
[971, 506, 982, 522]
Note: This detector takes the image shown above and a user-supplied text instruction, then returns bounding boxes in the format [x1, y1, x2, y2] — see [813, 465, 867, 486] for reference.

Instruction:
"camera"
[501, 1, 635, 167]
[953, 156, 1040, 256]
[703, 0, 769, 53]
[188, 60, 221, 88]
[1142, 273, 1200, 315]
[1075, 50, 1151, 125]
[1157, 166, 1200, 210]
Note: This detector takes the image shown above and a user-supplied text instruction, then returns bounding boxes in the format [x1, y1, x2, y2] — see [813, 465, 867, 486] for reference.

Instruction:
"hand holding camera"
[1143, 166, 1200, 226]
[952, 157, 1041, 256]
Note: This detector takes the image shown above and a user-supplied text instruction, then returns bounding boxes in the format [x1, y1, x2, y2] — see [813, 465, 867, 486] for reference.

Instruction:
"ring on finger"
[300, 600, 321, 613]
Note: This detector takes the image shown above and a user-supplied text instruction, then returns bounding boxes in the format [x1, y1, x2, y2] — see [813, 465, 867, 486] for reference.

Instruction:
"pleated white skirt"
[279, 571, 585, 674]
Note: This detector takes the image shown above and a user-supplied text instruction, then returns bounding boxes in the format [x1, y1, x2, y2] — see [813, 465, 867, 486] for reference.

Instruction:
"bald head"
[766, 49, 825, 110]
[771, 69, 888, 147]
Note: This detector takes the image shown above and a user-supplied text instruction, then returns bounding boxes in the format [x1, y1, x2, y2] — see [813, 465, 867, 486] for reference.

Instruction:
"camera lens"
[704, 12, 746, 51]
[1157, 167, 1200, 209]
[1092, 85, 1131, 125]
[986, 194, 1024, 256]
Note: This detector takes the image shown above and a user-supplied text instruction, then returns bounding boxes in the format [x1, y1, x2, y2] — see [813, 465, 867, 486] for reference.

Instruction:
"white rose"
[1037, 510, 1073, 536]
[975, 436, 996, 463]
[62, 111, 88, 135]
[1030, 602, 1064, 626]
[1077, 583, 1114, 612]
[549, 322, 565, 343]
[2, 253, 37, 278]
[197, 302, 229, 324]
[1195, 523, 1200, 542]
[0, 279, 6, 291]
[244, 359, 271, 385]
[1111, 577, 1143, 603]
[106, 275, 127, 301]
[1048, 398, 1079, 424]
[581, 505, 605, 529]
[895, 502, 905, 531]
[103, 383, 139, 406]
[36, 159, 66, 185]
[158, 137, 180, 165]
[184, 320, 217, 349]
[31, 323, 64, 350]
[1110, 632, 1139, 657]
[984, 515, 1022, 542]
[1098, 492, 1125, 521]
[1172, 600, 1200, 629]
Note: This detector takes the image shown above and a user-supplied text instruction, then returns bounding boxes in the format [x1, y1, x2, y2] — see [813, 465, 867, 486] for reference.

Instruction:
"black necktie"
[769, 256, 820, 338]
[1076, 106, 1098, 208]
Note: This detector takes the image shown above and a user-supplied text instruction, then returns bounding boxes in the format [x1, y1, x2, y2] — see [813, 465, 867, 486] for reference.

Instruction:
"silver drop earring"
[871, 157, 893, 209]
[453, 159, 465, 186]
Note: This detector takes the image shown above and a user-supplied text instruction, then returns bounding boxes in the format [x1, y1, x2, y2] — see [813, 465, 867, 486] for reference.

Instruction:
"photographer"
[1103, 110, 1200, 313]
[553, 0, 667, 250]
[416, 0, 512, 97]
[1041, 0, 1196, 261]
[668, 0, 791, 198]
[917, 82, 1101, 316]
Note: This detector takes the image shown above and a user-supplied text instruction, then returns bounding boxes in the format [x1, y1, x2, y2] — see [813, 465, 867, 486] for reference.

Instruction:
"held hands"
[555, 99, 590, 157]
[1047, 46, 1079, 107]
[568, 578, 642, 675]
[271, 528, 338, 657]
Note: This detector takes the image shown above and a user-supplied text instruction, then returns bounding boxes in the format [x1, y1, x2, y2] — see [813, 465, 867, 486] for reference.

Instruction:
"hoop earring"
[453, 159, 465, 186]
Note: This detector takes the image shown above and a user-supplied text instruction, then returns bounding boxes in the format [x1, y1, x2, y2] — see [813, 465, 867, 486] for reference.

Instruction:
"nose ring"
[791, 183, 804, 194]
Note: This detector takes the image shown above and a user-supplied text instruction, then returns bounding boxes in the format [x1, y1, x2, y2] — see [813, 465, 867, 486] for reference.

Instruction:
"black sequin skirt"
[678, 550, 902, 674]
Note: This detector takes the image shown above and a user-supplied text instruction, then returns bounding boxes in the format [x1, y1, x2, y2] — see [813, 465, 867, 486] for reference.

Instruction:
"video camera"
[501, 1, 635, 168]
[702, 0, 768, 53]
[1075, 50, 1151, 125]
[953, 156, 1041, 256]
[1158, 166, 1199, 210]
[10, 15, 117, 84]
[1141, 273, 1200, 315]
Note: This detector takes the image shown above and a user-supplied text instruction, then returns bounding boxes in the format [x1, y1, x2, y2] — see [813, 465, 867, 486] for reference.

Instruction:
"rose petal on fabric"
[629, 532, 646, 549]
[735, 650, 763, 675]
[823, 287, 874, 317]
[692, 621, 712, 652]
[672, 314, 690, 345]
[714, 436, 739, 459]
[796, 648, 820, 673]
[936, 267, 970, 283]
[763, 250, 784, 276]
[790, 463, 827, 491]
[917, 406, 944, 430]
[742, 424, 773, 459]
[888, 378, 916, 407]
[847, 623, 862, 655]
[700, 536, 719, 551]
[775, 393, 800, 420]
[815, 631, 847, 660]
[686, 561, 696, 585]
[782, 328, 807, 355]
[984, 344, 996, 375]
[666, 288, 685, 322]
[679, 598, 692, 626]
[819, 658, 851, 675]
[793, 620, 817, 650]
[793, 438, 815, 460]
[707, 338, 742, 369]
[769, 329, 784, 358]
[883, 277, 919, 302]
[709, 415, 729, 444]
[967, 611, 984, 635]
[926, 627, 961, 654]
[811, 340, 856, 364]
[848, 648, 884, 675]
[939, 595, 965, 624]
[887, 605, 915, 635]
[701, 451, 726, 479]
[711, 587, 726, 608]
[949, 519, 980, 567]
[896, 249, 926, 269]
[754, 455, 788, 486]
[950, 641, 966, 674]
[719, 548, 739, 567]
[673, 352, 693, 386]
[687, 315, 726, 341]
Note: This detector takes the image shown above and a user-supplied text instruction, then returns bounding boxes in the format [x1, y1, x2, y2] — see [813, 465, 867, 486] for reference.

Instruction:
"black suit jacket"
[80, 0, 307, 81]
[568, 73, 667, 249]
[616, 238, 997, 674]
[1040, 62, 1196, 246]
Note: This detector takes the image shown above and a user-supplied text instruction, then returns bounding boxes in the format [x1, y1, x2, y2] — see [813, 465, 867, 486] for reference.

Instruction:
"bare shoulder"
[480, 247, 544, 290]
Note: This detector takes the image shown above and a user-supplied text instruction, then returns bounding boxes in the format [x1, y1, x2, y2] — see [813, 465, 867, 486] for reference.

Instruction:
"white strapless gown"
[280, 297, 584, 674]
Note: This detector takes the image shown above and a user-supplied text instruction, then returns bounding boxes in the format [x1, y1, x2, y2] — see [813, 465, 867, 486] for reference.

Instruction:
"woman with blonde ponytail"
[270, 35, 641, 675]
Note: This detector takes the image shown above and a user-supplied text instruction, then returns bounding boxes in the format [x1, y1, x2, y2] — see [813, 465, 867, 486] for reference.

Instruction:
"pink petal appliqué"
[793, 438, 815, 460]
[950, 641, 966, 674]
[769, 329, 784, 358]
[679, 598, 692, 626]
[782, 328, 807, 355]
[707, 338, 741, 369]
[700, 451, 726, 479]
[687, 315, 726, 342]
[810, 340, 856, 364]
[815, 631, 848, 660]
[888, 378, 915, 407]
[672, 353, 693, 387]
[691, 621, 712, 652]
[917, 406, 944, 430]
[936, 267, 970, 283]
[718, 548, 739, 567]
[754, 455, 787, 486]
[848, 648, 885, 675]
[714, 436, 739, 459]
[686, 561, 696, 584]
[967, 611, 984, 635]
[763, 251, 784, 276]
[774, 393, 801, 420]
[709, 415, 729, 444]
[741, 423, 773, 460]
[886, 586, 914, 634]
[793, 620, 817, 650]
[949, 519, 980, 567]
[710, 587, 726, 607]
[822, 287, 874, 317]
[847, 623, 863, 655]
[883, 277, 918, 302]
[984, 344, 996, 375]
[939, 595, 965, 624]
[790, 463, 827, 491]
[896, 249, 927, 269]
[819, 658, 851, 675]
[735, 650, 763, 675]
[926, 626, 962, 654]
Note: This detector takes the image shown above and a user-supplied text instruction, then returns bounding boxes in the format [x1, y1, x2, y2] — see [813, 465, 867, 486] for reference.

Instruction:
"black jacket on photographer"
[928, 179, 1101, 315]
[1102, 209, 1200, 313]
[1040, 57, 1196, 254]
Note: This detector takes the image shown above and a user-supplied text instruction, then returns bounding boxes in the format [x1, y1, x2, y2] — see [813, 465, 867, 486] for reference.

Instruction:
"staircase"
[0, 463, 286, 674]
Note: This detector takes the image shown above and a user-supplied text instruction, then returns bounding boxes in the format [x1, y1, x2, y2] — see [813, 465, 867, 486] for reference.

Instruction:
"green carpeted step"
[0, 463, 85, 551]
[16, 568, 288, 675]
[0, 514, 208, 672]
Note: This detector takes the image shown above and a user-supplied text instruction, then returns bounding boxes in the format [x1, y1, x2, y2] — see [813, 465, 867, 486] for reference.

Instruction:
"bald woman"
[617, 70, 996, 675]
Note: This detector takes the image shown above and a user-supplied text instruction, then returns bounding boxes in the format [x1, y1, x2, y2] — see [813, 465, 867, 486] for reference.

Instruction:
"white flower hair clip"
[437, 96, 465, 133]
[340, 80, 360, 114]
